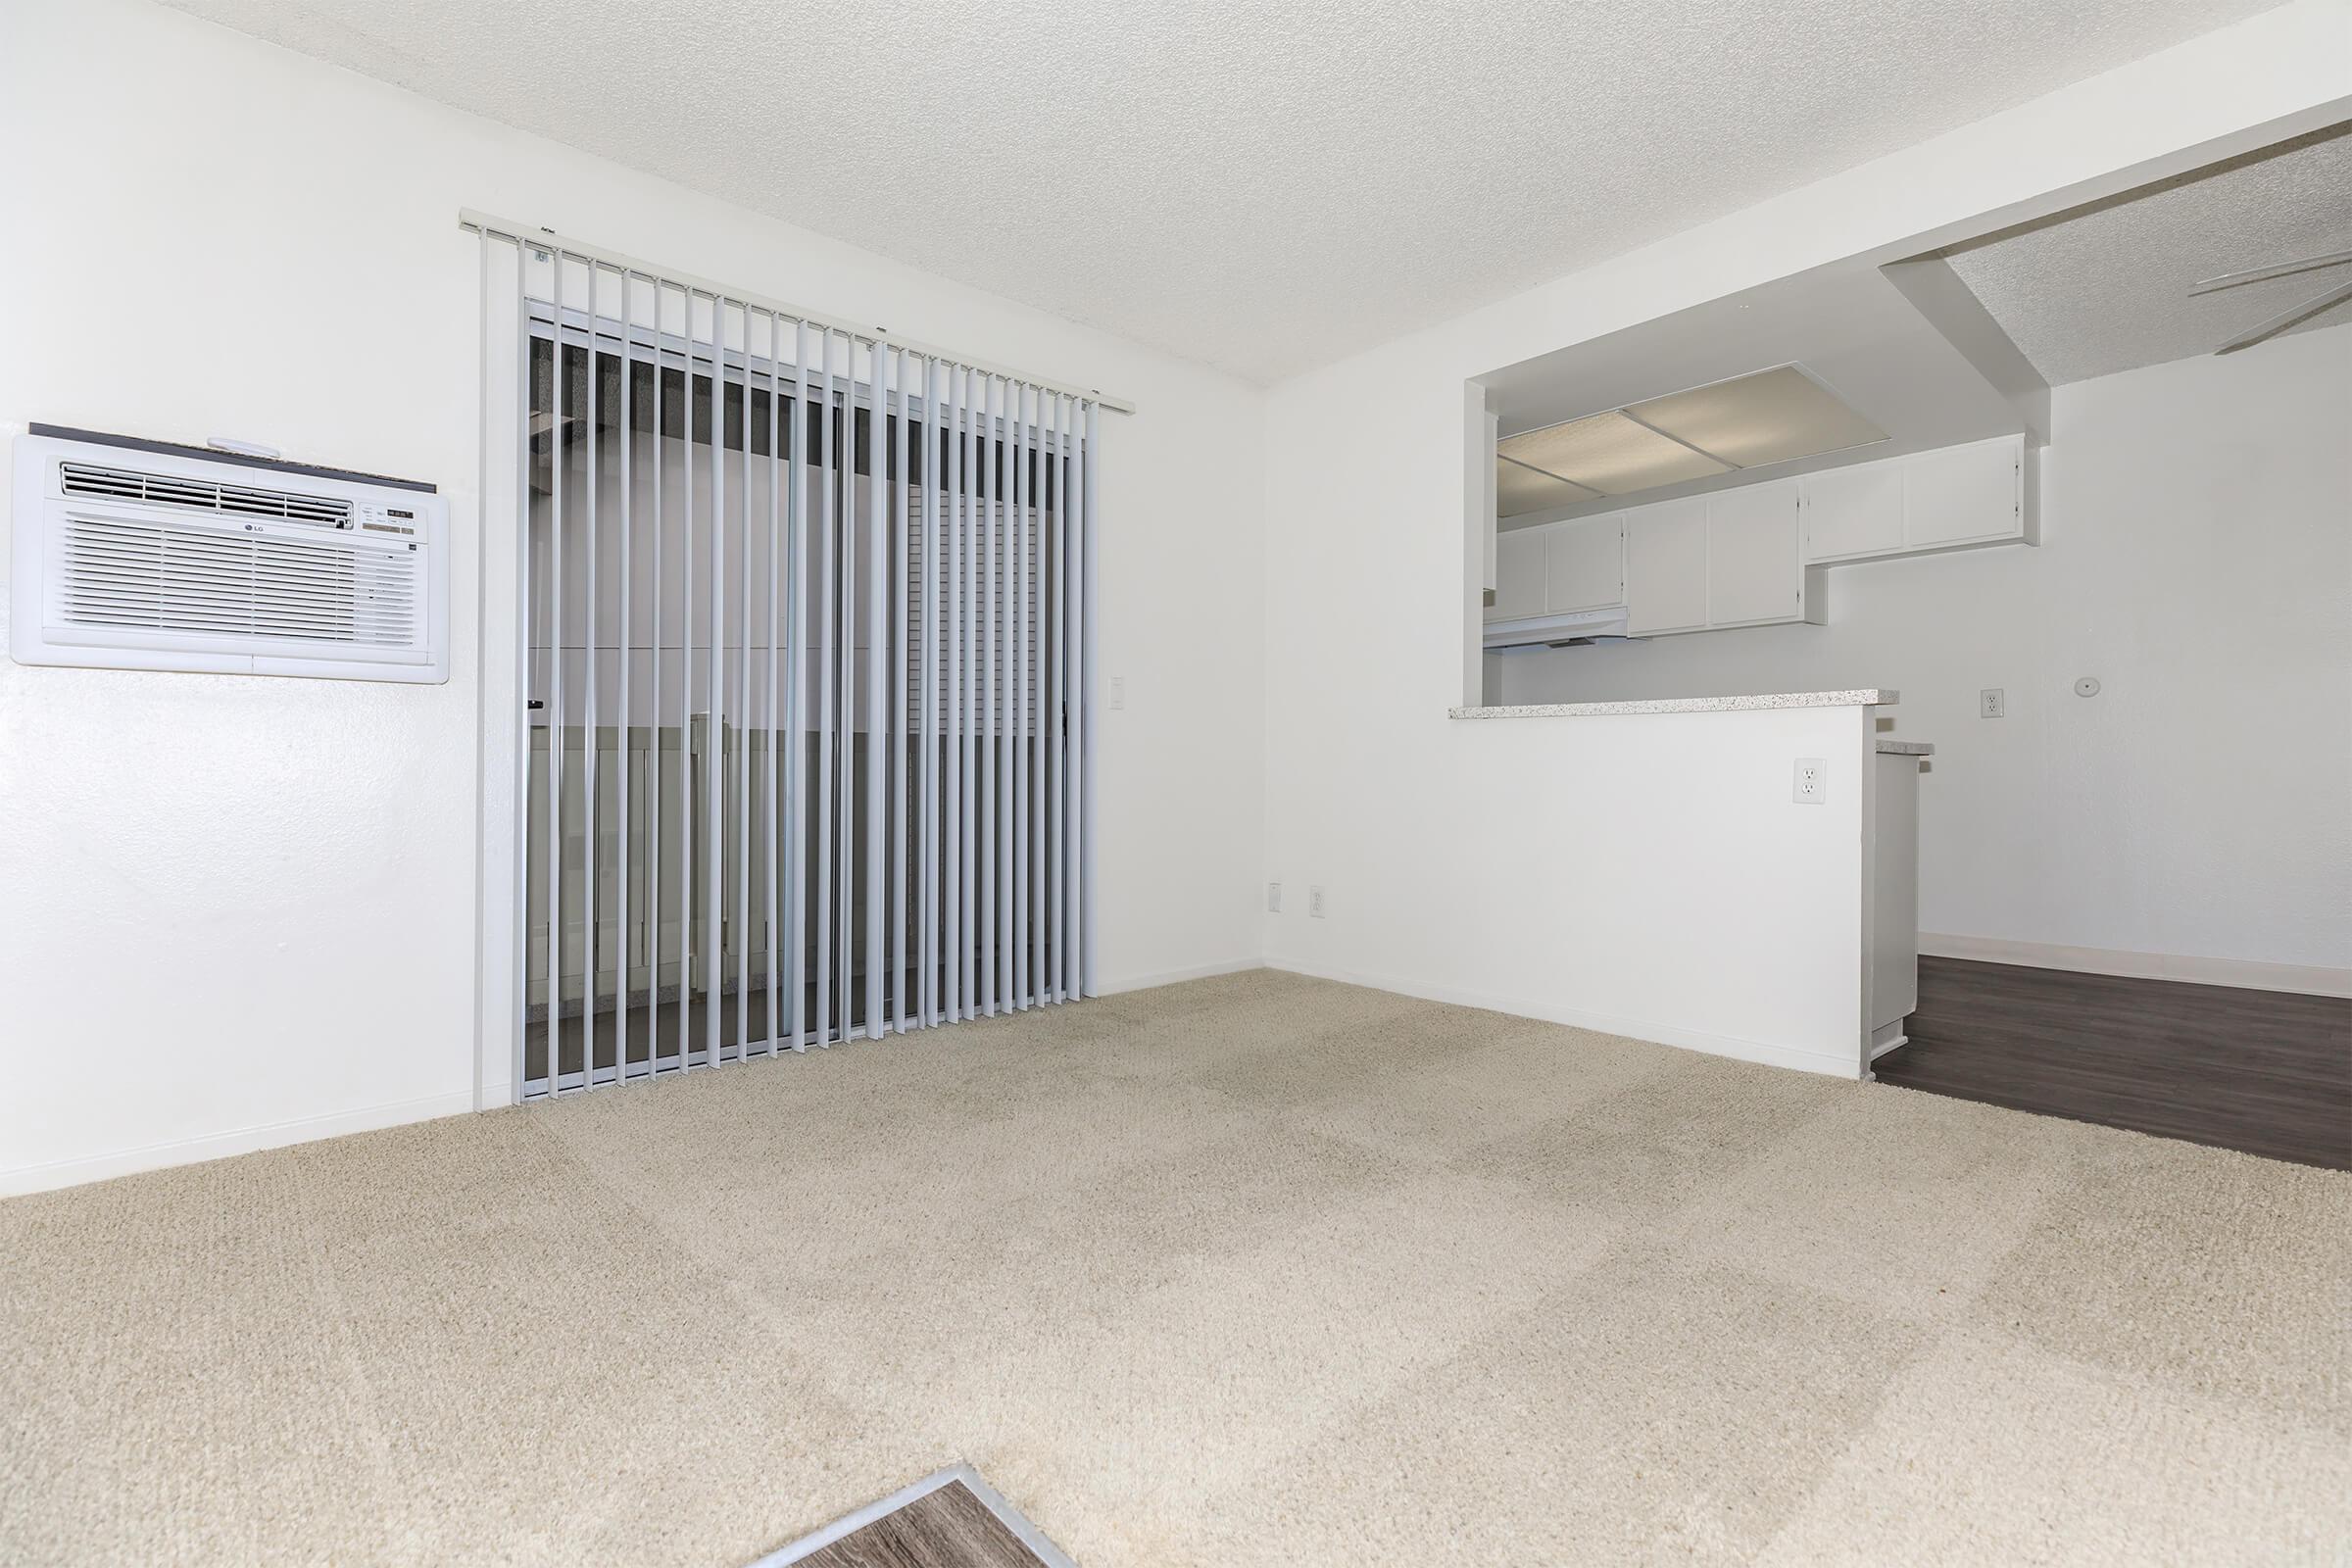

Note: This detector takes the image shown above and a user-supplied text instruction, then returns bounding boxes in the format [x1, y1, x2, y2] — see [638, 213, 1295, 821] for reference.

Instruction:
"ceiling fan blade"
[2189, 247, 2352, 296]
[2214, 275, 2352, 355]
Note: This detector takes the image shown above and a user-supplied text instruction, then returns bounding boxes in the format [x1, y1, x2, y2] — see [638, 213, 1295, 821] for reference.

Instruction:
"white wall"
[1494, 328, 2352, 977]
[1260, 5, 2349, 1056]
[0, 0, 1266, 1192]
[1268, 697, 1879, 1077]
[1265, 343, 1881, 1074]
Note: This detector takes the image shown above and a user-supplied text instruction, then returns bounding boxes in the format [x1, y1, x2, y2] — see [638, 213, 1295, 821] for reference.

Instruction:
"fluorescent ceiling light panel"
[1496, 455, 1598, 517]
[1498, 411, 1730, 496]
[1628, 366, 1886, 468]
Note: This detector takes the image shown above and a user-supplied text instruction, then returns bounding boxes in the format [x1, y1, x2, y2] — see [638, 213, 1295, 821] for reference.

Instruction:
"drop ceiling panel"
[1499, 412, 1730, 496]
[1630, 366, 1888, 467]
[1495, 457, 1596, 518]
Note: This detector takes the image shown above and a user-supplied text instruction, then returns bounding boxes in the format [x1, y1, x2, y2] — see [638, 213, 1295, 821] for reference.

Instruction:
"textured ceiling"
[1946, 125, 2352, 384]
[161, 0, 2281, 383]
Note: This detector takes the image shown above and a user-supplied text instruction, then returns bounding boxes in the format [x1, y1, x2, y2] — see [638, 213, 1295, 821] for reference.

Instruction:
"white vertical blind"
[864, 341, 888, 1039]
[473, 218, 1104, 1098]
[890, 352, 914, 1034]
[918, 356, 941, 1031]
[789, 318, 811, 1053]
[815, 325, 839, 1050]
[944, 365, 965, 1025]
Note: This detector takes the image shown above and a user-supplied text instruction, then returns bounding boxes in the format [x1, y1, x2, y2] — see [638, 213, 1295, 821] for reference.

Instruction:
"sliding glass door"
[490, 234, 1096, 1098]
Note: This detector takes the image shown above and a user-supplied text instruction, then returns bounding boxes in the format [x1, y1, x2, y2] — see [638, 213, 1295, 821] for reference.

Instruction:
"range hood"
[1483, 604, 1633, 651]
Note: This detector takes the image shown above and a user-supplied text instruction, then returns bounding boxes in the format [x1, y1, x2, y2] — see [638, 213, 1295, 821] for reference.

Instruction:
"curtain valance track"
[463, 211, 1135, 415]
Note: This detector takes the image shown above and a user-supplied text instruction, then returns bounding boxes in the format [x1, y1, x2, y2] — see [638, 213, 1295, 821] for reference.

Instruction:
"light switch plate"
[1266, 881, 1282, 913]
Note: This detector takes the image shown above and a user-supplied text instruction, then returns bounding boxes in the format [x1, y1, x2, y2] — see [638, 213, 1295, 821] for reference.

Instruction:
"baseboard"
[1919, 934, 2351, 999]
[0, 1089, 481, 1198]
[1266, 957, 1862, 1080]
[1093, 956, 1266, 997]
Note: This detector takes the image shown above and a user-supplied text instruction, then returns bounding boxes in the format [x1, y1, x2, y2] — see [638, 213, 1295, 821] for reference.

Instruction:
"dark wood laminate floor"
[1878, 956, 2352, 1169]
[792, 1480, 1048, 1568]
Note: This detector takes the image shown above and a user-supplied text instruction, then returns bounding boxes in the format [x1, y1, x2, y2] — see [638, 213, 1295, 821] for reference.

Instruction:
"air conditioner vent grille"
[59, 462, 354, 527]
[18, 432, 445, 681]
[58, 515, 418, 646]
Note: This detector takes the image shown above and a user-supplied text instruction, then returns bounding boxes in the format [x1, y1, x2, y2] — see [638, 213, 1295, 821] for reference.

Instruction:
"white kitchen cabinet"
[1496, 487, 1813, 637]
[1704, 478, 1804, 628]
[1544, 514, 1625, 612]
[1905, 437, 2024, 550]
[1485, 514, 1625, 630]
[1623, 486, 1818, 637]
[1624, 498, 1708, 636]
[1800, 460, 1907, 561]
[1487, 526, 1544, 622]
[1801, 434, 2030, 564]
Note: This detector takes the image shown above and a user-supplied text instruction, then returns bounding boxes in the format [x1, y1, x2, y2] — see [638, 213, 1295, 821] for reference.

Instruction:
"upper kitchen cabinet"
[1484, 514, 1626, 634]
[1798, 459, 1907, 561]
[1904, 436, 2028, 550]
[1801, 433, 2032, 564]
[1705, 478, 1807, 628]
[1489, 525, 1546, 621]
[1624, 498, 1708, 635]
[1492, 433, 2035, 646]
[1625, 481, 1822, 637]
[1544, 514, 1626, 612]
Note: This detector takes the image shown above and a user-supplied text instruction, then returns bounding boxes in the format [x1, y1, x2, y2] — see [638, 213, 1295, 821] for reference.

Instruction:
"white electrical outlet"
[1266, 881, 1282, 913]
[1308, 885, 1327, 918]
[1109, 675, 1126, 710]
[1792, 758, 1826, 805]
[1981, 687, 2005, 718]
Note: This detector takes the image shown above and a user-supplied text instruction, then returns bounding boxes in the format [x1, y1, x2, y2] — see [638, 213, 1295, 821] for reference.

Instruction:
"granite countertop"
[1450, 689, 1897, 719]
[1877, 740, 1935, 756]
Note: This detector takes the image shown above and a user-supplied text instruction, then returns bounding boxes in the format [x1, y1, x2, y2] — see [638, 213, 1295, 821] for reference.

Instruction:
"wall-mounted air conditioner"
[11, 427, 448, 683]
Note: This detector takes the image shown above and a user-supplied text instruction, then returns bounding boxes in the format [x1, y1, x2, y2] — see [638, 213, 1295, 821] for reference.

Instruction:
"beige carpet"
[3, 969, 2346, 1566]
